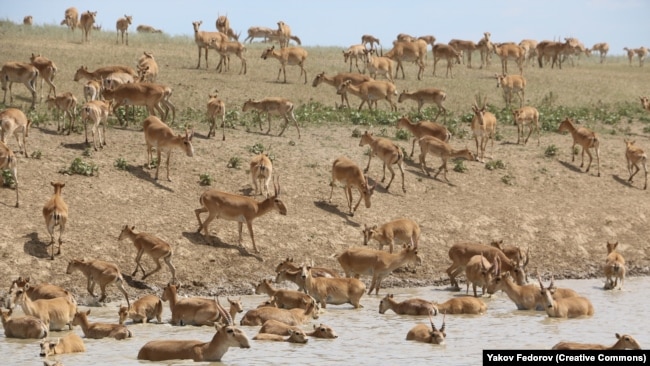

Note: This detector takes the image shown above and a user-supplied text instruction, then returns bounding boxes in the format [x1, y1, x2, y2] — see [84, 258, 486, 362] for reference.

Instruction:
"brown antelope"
[489, 241, 530, 273]
[61, 7, 79, 32]
[432, 43, 462, 78]
[259, 319, 338, 339]
[538, 275, 594, 318]
[254, 279, 315, 310]
[385, 40, 425, 80]
[0, 107, 31, 156]
[512, 106, 540, 145]
[418, 135, 475, 183]
[275, 268, 306, 291]
[640, 96, 650, 112]
[40, 333, 85, 357]
[337, 79, 398, 112]
[253, 329, 308, 343]
[536, 41, 568, 68]
[73, 65, 137, 82]
[102, 83, 175, 124]
[240, 297, 319, 326]
[209, 37, 247, 75]
[45, 92, 77, 134]
[624, 139, 647, 190]
[1, 309, 48, 338]
[362, 49, 394, 83]
[495, 74, 526, 108]
[329, 156, 376, 216]
[361, 34, 381, 52]
[80, 99, 111, 151]
[275, 20, 293, 48]
[471, 97, 497, 162]
[378, 294, 437, 315]
[137, 52, 158, 82]
[161, 283, 219, 326]
[432, 296, 487, 315]
[0, 141, 18, 207]
[406, 312, 445, 344]
[72, 309, 132, 340]
[250, 153, 273, 198]
[557, 117, 600, 177]
[343, 44, 367, 73]
[300, 264, 366, 308]
[23, 15, 33, 25]
[362, 218, 420, 253]
[591, 42, 609, 63]
[447, 242, 528, 289]
[275, 258, 340, 279]
[464, 254, 496, 297]
[398, 88, 447, 118]
[79, 11, 97, 43]
[6, 277, 70, 306]
[42, 182, 68, 259]
[215, 14, 235, 40]
[207, 92, 226, 140]
[624, 47, 648, 67]
[29, 54, 57, 101]
[142, 116, 194, 181]
[396, 116, 451, 158]
[311, 71, 373, 108]
[194, 178, 286, 253]
[242, 98, 301, 138]
[604, 241, 626, 290]
[244, 26, 274, 43]
[448, 39, 478, 67]
[138, 299, 250, 362]
[261, 45, 308, 84]
[137, 24, 163, 33]
[118, 294, 163, 324]
[65, 258, 130, 307]
[0, 61, 38, 109]
[11, 285, 76, 331]
[359, 131, 405, 192]
[493, 43, 525, 75]
[337, 245, 422, 295]
[115, 15, 132, 45]
[192, 20, 227, 69]
[218, 297, 245, 325]
[552, 333, 642, 350]
[118, 225, 177, 284]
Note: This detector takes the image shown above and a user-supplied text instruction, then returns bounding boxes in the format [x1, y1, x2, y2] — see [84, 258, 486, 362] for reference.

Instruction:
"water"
[3, 277, 647, 365]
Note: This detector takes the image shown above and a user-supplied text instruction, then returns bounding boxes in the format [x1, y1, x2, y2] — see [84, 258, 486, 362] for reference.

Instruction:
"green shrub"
[453, 160, 468, 173]
[485, 160, 506, 170]
[30, 150, 42, 159]
[59, 157, 98, 176]
[199, 173, 213, 186]
[395, 128, 409, 140]
[544, 145, 559, 157]
[249, 143, 265, 154]
[1, 170, 16, 187]
[227, 156, 242, 169]
[114, 157, 128, 171]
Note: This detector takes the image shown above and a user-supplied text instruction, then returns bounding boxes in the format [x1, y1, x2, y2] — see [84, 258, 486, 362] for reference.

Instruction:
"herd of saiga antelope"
[1, 8, 649, 364]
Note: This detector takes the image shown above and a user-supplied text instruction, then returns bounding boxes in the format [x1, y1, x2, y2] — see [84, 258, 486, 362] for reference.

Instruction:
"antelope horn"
[550, 274, 555, 289]
[440, 311, 446, 333]
[537, 273, 545, 289]
[524, 247, 530, 267]
[480, 251, 487, 271]
[215, 296, 232, 326]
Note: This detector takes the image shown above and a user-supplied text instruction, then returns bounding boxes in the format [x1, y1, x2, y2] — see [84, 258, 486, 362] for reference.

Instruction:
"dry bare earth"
[0, 24, 649, 302]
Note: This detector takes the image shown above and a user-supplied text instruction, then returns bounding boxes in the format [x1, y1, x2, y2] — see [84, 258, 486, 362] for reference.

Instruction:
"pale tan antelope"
[329, 156, 376, 216]
[494, 43, 525, 75]
[207, 92, 226, 140]
[61, 7, 79, 32]
[209, 37, 247, 75]
[250, 153, 273, 197]
[194, 178, 286, 253]
[432, 43, 462, 78]
[118, 225, 177, 284]
[11, 285, 76, 331]
[0, 107, 30, 156]
[604, 241, 626, 290]
[79, 11, 97, 43]
[489, 241, 530, 275]
[464, 254, 497, 297]
[477, 32, 493, 69]
[72, 309, 132, 340]
[448, 39, 478, 67]
[385, 40, 425, 80]
[161, 283, 219, 326]
[591, 42, 609, 63]
[447, 242, 528, 290]
[240, 297, 319, 326]
[418, 135, 475, 183]
[624, 47, 648, 67]
[361, 34, 381, 52]
[495, 73, 526, 108]
[275, 257, 340, 279]
[538, 274, 594, 318]
[261, 45, 308, 84]
[379, 294, 437, 315]
[396, 116, 451, 158]
[253, 329, 308, 343]
[242, 97, 300, 138]
[343, 44, 367, 73]
[519, 39, 539, 67]
[536, 41, 565, 68]
[275, 268, 306, 291]
[40, 333, 85, 357]
[73, 65, 137, 82]
[359, 131, 405, 192]
[104, 70, 135, 89]
[406, 312, 446, 344]
[512, 106, 540, 145]
[23, 15, 33, 25]
[45, 92, 77, 134]
[0, 61, 38, 109]
[1, 308, 48, 339]
[244, 26, 275, 43]
[432, 296, 487, 315]
[259, 320, 338, 339]
[142, 116, 194, 181]
[362, 218, 420, 253]
[255, 278, 318, 310]
[83, 80, 101, 102]
[471, 97, 497, 162]
[80, 99, 111, 150]
[29, 54, 57, 101]
[118, 294, 163, 324]
[0, 141, 18, 207]
[42, 182, 68, 259]
[300, 264, 366, 308]
[552, 333, 641, 350]
[337, 245, 422, 295]
[557, 117, 600, 176]
[641, 96, 650, 112]
[337, 79, 397, 112]
[274, 20, 293, 47]
[311, 71, 373, 108]
[137, 24, 163, 33]
[192, 20, 227, 69]
[6, 277, 70, 306]
[398, 88, 447, 118]
[115, 15, 132, 45]
[65, 258, 130, 307]
[624, 138, 647, 189]
[102, 83, 173, 124]
[363, 49, 394, 83]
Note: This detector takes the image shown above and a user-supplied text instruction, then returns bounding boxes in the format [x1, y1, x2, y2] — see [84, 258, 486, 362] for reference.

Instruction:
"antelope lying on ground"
[512, 106, 540, 145]
[137, 24, 162, 33]
[250, 153, 273, 198]
[363, 49, 394, 83]
[45, 92, 77, 134]
[311, 71, 373, 108]
[79, 11, 97, 43]
[65, 258, 130, 307]
[432, 43, 462, 78]
[118, 294, 163, 324]
[161, 283, 218, 326]
[624, 138, 647, 190]
[362, 218, 420, 253]
[0, 61, 38, 109]
[73, 65, 137, 82]
[42, 182, 68, 259]
[240, 297, 319, 326]
[242, 97, 301, 138]
[359, 131, 405, 192]
[6, 277, 70, 306]
[254, 279, 314, 310]
[29, 54, 57, 101]
[406, 313, 445, 344]
[538, 275, 594, 318]
[40, 333, 85, 357]
[118, 225, 177, 284]
[300, 265, 366, 308]
[337, 79, 398, 112]
[552, 333, 642, 350]
[464, 254, 496, 297]
[207, 92, 226, 140]
[11, 285, 76, 331]
[604, 241, 626, 290]
[447, 242, 528, 290]
[80, 99, 111, 151]
[195, 178, 286, 253]
[396, 116, 451, 158]
[418, 135, 475, 183]
[275, 258, 340, 278]
[0, 141, 18, 207]
[0, 107, 31, 156]
[138, 299, 250, 362]
[1, 308, 48, 338]
[557, 117, 600, 176]
[337, 245, 422, 295]
[471, 96, 497, 162]
[329, 156, 376, 216]
[261, 45, 308, 84]
[253, 329, 308, 343]
[73, 309, 132, 340]
[432, 296, 487, 315]
[495, 74, 526, 108]
[143, 116, 194, 181]
[398, 88, 447, 117]
[379, 294, 437, 315]
[115, 15, 132, 45]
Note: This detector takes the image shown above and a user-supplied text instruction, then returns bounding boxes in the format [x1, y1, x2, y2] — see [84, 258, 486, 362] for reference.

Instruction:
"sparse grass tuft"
[544, 145, 559, 157]
[114, 157, 128, 171]
[199, 173, 213, 186]
[227, 156, 242, 169]
[59, 157, 98, 176]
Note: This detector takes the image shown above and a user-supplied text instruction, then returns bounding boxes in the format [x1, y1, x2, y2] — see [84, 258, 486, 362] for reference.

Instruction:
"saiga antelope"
[538, 274, 594, 318]
[118, 225, 177, 284]
[603, 241, 625, 290]
[396, 116, 451, 158]
[66, 258, 130, 307]
[557, 117, 600, 177]
[512, 106, 540, 145]
[418, 135, 475, 183]
[471, 96, 497, 162]
[624, 138, 647, 189]
[329, 156, 376, 216]
[261, 45, 308, 84]
[0, 141, 18, 207]
[242, 98, 301, 138]
[42, 182, 68, 259]
[143, 116, 194, 181]
[359, 131, 405, 192]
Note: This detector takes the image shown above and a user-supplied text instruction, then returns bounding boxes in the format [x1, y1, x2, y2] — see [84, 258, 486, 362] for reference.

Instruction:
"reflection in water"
[1, 278, 647, 365]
